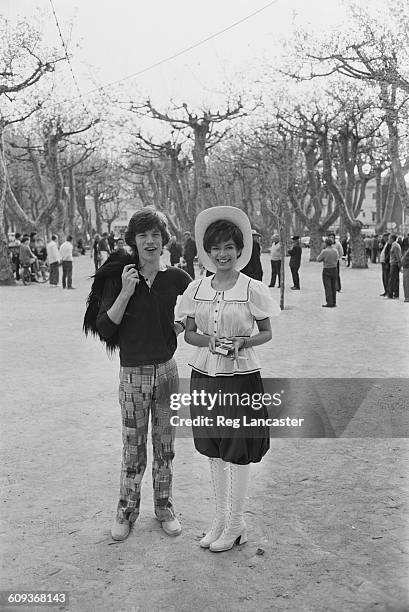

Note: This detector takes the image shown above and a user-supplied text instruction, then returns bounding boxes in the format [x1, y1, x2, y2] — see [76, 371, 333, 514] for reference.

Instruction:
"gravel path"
[1, 252, 408, 612]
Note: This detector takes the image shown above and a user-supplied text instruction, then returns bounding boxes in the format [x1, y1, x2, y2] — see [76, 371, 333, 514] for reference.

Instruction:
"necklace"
[139, 268, 158, 287]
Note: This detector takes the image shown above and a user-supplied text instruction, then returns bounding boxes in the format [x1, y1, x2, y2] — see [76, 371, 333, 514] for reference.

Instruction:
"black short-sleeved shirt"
[96, 267, 191, 367]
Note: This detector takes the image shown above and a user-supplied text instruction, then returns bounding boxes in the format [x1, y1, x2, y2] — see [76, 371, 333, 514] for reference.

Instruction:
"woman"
[84, 208, 191, 541]
[176, 206, 279, 552]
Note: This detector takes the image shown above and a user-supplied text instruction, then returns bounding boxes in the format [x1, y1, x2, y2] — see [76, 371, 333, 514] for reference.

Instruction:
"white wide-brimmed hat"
[195, 206, 253, 273]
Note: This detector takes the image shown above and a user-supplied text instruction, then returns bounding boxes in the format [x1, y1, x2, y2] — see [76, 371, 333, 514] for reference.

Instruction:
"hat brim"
[195, 206, 253, 273]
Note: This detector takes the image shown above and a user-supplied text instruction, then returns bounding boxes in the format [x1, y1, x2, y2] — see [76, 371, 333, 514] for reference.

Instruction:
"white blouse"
[176, 273, 280, 377]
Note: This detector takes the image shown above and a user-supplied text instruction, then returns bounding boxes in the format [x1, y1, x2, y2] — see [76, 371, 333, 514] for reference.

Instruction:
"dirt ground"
[1, 252, 409, 612]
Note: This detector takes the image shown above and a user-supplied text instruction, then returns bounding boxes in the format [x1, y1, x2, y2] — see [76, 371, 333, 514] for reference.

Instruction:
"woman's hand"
[208, 336, 218, 354]
[226, 337, 246, 366]
[120, 264, 139, 298]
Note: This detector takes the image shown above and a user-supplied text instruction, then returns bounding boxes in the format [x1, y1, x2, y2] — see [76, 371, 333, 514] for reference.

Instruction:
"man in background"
[242, 229, 263, 281]
[269, 234, 281, 288]
[183, 231, 197, 279]
[59, 235, 75, 289]
[386, 234, 401, 299]
[288, 235, 302, 290]
[47, 235, 60, 287]
[328, 232, 343, 292]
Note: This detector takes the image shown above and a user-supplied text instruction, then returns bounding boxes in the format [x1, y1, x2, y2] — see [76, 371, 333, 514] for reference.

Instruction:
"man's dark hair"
[203, 220, 244, 253]
[325, 238, 333, 247]
[15, 232, 21, 239]
[390, 234, 397, 241]
[67, 235, 73, 241]
[30, 232, 37, 240]
[21, 236, 29, 243]
[125, 208, 170, 252]
[51, 235, 57, 241]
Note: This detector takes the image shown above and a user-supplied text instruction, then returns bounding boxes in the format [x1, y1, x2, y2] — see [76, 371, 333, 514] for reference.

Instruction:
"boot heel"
[237, 529, 248, 545]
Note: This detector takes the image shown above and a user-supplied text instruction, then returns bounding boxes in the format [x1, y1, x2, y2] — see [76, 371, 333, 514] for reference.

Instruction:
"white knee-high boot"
[200, 458, 229, 548]
[209, 463, 250, 552]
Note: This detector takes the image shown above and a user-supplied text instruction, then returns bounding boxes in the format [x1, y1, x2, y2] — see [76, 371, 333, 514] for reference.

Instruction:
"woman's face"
[134, 228, 163, 265]
[209, 239, 240, 272]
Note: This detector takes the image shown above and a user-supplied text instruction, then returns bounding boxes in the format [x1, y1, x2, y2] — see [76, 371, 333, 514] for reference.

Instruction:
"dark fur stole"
[83, 251, 137, 353]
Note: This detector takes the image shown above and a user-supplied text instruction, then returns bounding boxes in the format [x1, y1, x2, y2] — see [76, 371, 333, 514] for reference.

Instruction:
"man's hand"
[121, 264, 139, 298]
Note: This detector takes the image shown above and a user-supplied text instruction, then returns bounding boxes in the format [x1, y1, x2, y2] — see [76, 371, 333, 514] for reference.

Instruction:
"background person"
[47, 235, 60, 286]
[183, 231, 197, 279]
[177, 206, 279, 553]
[328, 232, 343, 292]
[241, 229, 263, 281]
[317, 238, 339, 308]
[288, 236, 302, 290]
[402, 247, 409, 302]
[59, 235, 74, 289]
[92, 234, 101, 271]
[98, 232, 111, 264]
[386, 234, 401, 299]
[269, 234, 281, 288]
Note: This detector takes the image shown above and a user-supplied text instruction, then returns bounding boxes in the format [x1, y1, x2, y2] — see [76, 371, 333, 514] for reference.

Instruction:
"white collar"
[193, 273, 251, 302]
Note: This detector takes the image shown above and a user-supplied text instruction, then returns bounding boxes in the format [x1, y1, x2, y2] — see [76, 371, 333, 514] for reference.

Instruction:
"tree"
[287, 0, 409, 220]
[0, 15, 63, 284]
[131, 99, 245, 220]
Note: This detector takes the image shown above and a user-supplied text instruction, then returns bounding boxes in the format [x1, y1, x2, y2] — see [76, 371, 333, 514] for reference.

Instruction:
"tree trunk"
[309, 224, 325, 261]
[0, 130, 17, 284]
[67, 166, 77, 242]
[350, 225, 367, 268]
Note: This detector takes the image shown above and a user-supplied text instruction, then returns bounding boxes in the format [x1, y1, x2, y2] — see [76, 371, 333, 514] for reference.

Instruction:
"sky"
[3, 0, 352, 109]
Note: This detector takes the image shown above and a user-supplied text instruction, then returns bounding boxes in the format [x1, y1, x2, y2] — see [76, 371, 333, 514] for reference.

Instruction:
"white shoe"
[111, 518, 131, 541]
[200, 458, 229, 548]
[210, 463, 250, 553]
[161, 516, 182, 536]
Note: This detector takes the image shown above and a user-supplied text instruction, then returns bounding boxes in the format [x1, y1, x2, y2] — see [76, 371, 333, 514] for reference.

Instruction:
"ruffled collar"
[193, 273, 251, 302]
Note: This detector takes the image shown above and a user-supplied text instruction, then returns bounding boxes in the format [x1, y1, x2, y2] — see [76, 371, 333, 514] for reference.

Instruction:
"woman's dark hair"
[124, 208, 170, 258]
[203, 220, 244, 253]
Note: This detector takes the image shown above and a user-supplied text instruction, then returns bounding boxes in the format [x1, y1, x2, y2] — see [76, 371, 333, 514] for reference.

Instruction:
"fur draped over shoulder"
[83, 250, 137, 352]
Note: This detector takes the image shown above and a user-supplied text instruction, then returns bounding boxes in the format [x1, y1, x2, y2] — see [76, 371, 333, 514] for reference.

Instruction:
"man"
[19, 236, 38, 280]
[84, 208, 191, 542]
[115, 237, 127, 252]
[401, 232, 409, 256]
[379, 233, 391, 296]
[167, 235, 183, 266]
[59, 235, 75, 289]
[288, 236, 302, 290]
[402, 247, 409, 302]
[47, 235, 60, 286]
[269, 234, 281, 287]
[108, 231, 115, 252]
[371, 234, 379, 263]
[385, 234, 401, 299]
[11, 232, 21, 280]
[317, 238, 339, 307]
[241, 229, 263, 281]
[328, 232, 343, 292]
[183, 230, 197, 279]
[98, 232, 111, 264]
[364, 235, 372, 261]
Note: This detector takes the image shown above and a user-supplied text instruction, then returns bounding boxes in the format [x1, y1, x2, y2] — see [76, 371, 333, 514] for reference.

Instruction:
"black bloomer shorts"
[189, 370, 270, 465]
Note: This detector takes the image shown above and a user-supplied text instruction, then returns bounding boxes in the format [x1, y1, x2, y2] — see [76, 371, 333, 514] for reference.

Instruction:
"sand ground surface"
[1, 251, 409, 612]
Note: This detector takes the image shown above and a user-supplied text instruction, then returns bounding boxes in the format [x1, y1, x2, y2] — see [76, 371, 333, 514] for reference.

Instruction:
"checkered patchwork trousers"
[116, 358, 179, 523]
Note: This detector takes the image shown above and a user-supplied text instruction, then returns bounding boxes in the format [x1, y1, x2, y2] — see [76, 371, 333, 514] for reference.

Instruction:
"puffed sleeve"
[248, 280, 281, 319]
[175, 278, 200, 319]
